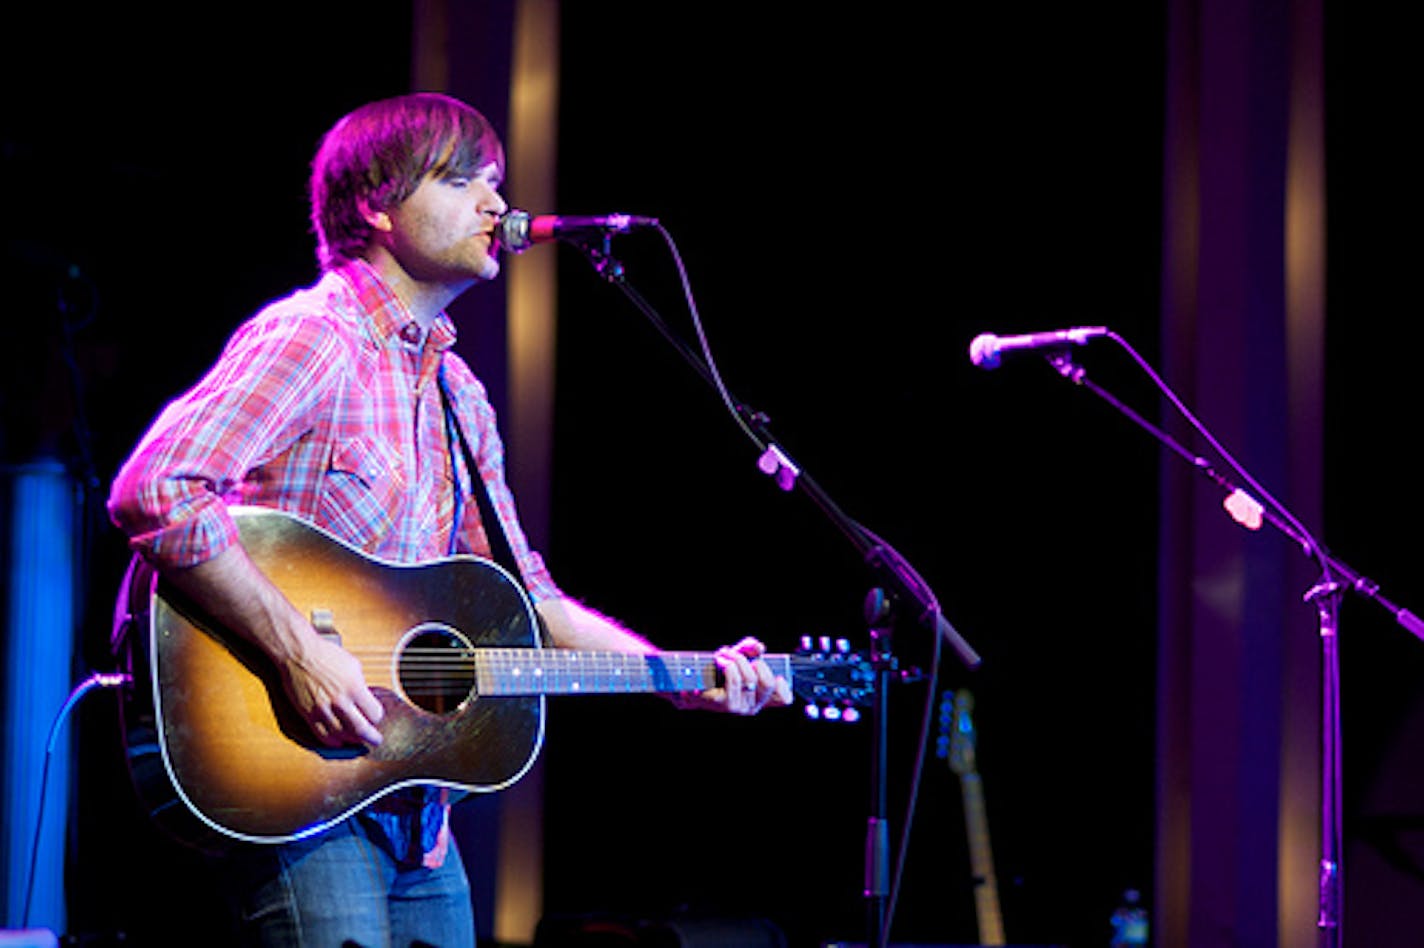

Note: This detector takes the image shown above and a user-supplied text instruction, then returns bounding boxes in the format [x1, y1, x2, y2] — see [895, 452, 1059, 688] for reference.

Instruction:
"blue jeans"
[212, 814, 477, 947]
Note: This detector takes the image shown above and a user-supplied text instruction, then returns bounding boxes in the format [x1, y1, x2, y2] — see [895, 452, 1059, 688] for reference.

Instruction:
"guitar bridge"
[311, 608, 342, 645]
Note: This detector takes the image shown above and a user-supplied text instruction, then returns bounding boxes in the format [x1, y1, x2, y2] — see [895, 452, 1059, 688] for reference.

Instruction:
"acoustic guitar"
[112, 506, 874, 848]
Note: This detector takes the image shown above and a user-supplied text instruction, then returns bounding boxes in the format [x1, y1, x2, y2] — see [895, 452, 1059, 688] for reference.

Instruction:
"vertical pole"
[1312, 585, 1341, 946]
[410, 2, 559, 942]
[864, 593, 894, 948]
[1157, 0, 1325, 943]
[2, 459, 78, 933]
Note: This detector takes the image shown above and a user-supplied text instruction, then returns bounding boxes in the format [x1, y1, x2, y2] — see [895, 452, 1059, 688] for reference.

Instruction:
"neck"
[360, 249, 473, 329]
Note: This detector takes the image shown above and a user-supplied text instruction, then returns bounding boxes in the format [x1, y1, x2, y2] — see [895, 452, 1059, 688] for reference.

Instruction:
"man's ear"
[358, 198, 393, 233]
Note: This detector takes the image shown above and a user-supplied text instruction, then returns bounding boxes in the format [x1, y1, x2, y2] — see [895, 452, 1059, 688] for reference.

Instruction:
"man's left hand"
[680, 636, 793, 714]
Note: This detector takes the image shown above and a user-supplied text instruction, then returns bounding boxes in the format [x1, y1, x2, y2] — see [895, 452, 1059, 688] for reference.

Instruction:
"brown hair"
[309, 92, 505, 269]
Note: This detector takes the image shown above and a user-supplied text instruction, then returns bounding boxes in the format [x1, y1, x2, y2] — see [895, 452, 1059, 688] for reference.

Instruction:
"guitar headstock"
[790, 636, 875, 722]
[937, 688, 978, 776]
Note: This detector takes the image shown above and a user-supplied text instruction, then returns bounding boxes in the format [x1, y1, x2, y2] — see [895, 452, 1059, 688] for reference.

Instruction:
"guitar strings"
[335, 648, 734, 696]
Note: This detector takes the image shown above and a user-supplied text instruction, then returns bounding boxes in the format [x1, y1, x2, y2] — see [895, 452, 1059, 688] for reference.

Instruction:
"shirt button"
[400, 323, 422, 345]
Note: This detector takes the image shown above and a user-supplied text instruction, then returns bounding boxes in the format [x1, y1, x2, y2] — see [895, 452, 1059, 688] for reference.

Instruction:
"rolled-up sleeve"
[108, 306, 341, 570]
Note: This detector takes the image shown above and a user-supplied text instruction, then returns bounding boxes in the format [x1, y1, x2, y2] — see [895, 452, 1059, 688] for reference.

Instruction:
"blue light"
[2, 460, 78, 933]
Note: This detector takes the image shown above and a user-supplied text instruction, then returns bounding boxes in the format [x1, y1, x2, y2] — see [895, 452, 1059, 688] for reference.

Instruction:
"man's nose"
[481, 188, 508, 217]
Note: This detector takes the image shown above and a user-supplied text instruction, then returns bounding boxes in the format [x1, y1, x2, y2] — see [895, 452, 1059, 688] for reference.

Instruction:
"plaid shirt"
[109, 258, 558, 602]
[108, 259, 559, 864]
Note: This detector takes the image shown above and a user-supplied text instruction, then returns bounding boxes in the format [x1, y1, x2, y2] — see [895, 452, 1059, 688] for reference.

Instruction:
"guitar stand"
[567, 233, 983, 948]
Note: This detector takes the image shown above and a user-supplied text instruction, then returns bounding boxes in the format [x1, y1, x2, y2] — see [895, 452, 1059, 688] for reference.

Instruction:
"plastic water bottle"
[1110, 888, 1149, 947]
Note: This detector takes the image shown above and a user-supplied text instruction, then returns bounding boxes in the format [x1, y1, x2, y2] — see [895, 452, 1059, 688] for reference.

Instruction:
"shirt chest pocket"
[319, 436, 406, 549]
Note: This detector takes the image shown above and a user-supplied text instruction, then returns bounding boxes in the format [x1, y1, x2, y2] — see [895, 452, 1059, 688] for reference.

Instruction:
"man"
[108, 91, 790, 947]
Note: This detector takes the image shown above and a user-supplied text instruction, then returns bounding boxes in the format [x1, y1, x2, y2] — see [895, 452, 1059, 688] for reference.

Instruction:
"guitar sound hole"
[397, 626, 476, 714]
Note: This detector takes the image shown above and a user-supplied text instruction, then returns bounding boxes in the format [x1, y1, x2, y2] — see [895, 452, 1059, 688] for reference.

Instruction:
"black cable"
[21, 671, 131, 928]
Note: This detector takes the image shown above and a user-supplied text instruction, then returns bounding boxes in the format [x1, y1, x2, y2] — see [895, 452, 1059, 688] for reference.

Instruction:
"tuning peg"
[803, 701, 865, 724]
[797, 635, 857, 656]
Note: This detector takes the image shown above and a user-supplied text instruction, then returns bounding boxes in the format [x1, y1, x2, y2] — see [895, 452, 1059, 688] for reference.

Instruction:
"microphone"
[968, 326, 1109, 369]
[499, 209, 659, 254]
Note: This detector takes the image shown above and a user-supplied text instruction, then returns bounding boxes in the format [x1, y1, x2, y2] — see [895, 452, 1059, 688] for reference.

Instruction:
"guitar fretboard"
[471, 649, 794, 696]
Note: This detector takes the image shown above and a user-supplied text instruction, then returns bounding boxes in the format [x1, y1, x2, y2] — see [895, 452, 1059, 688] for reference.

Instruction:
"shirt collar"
[334, 259, 457, 352]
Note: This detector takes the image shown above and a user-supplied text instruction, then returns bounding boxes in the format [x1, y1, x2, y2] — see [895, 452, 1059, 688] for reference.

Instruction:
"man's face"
[380, 161, 507, 287]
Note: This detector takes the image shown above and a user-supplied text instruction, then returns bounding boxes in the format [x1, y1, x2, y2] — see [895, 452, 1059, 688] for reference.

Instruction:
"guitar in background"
[938, 688, 1006, 946]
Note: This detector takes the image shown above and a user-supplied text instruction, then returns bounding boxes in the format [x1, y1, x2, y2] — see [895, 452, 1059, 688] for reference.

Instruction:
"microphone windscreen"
[968, 334, 1001, 369]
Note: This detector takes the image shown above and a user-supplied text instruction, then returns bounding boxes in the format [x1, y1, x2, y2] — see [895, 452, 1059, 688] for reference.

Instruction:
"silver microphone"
[968, 326, 1109, 369]
[499, 209, 659, 254]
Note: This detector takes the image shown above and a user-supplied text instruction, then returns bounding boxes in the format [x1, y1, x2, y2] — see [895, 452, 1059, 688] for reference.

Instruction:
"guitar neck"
[472, 649, 792, 697]
[959, 773, 1006, 946]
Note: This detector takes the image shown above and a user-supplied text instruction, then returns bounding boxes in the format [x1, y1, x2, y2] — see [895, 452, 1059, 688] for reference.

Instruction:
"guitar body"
[115, 507, 544, 847]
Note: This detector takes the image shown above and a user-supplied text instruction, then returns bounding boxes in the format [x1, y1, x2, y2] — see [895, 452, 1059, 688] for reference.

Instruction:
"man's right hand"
[167, 542, 385, 749]
[281, 632, 386, 748]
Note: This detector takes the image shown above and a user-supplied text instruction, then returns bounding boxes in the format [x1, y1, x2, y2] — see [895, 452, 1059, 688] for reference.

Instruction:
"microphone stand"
[567, 235, 981, 948]
[1040, 347, 1424, 948]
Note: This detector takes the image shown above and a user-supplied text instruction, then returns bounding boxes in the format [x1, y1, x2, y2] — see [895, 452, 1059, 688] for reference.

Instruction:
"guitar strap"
[437, 361, 523, 587]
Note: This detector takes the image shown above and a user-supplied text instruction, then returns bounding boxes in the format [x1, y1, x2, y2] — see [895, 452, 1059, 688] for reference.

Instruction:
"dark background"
[2, 2, 1419, 946]
[538, 5, 1164, 947]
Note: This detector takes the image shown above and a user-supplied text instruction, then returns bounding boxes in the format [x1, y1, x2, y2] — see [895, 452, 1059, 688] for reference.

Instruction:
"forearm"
[536, 596, 657, 654]
[162, 544, 318, 665]
[162, 543, 385, 746]
[534, 596, 793, 714]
